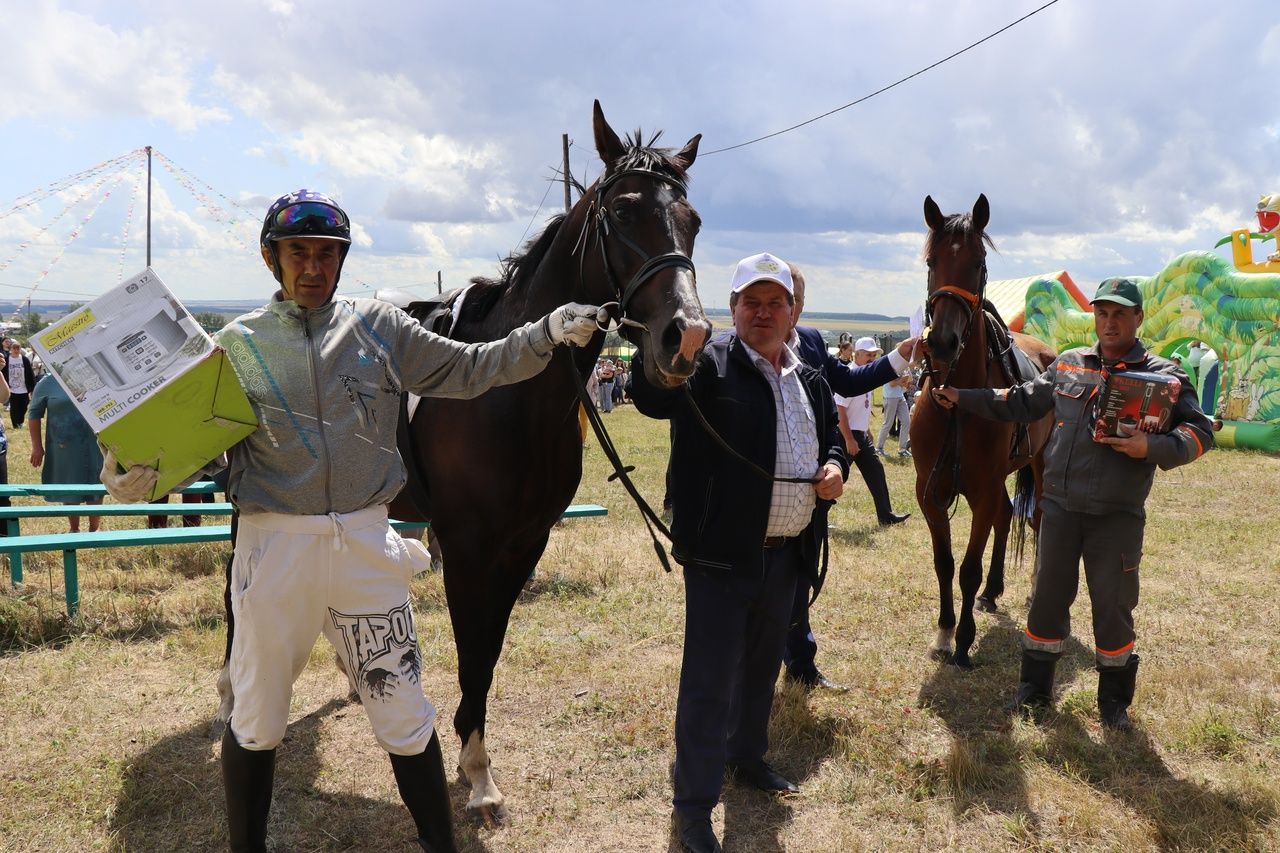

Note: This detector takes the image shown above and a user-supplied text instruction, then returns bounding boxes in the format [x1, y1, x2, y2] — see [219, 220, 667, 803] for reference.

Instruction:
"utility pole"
[145, 145, 152, 268]
[437, 270, 442, 295]
[561, 134, 572, 213]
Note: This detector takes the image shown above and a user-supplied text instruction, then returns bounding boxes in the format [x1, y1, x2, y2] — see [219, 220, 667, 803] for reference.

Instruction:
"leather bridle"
[922, 259, 987, 387]
[573, 167, 697, 320]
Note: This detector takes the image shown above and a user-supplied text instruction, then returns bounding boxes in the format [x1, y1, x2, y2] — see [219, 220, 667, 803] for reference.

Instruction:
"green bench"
[1, 502, 608, 616]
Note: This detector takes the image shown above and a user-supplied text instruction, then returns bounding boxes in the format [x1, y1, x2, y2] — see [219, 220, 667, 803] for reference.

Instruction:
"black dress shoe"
[674, 813, 722, 853]
[879, 511, 911, 526]
[786, 669, 849, 692]
[727, 759, 799, 794]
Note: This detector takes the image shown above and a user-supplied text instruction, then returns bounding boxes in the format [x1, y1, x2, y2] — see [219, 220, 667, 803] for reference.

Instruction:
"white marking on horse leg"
[930, 627, 955, 655]
[460, 730, 505, 819]
[211, 662, 234, 739]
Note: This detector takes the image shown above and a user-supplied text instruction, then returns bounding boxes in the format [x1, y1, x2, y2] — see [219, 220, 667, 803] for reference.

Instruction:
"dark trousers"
[850, 428, 893, 521]
[673, 542, 799, 819]
[9, 393, 29, 428]
[783, 571, 817, 678]
[1022, 498, 1144, 668]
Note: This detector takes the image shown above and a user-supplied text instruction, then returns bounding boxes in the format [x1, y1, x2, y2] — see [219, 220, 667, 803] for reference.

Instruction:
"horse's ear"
[923, 195, 945, 231]
[593, 100, 626, 168]
[675, 133, 701, 170]
[972, 194, 990, 232]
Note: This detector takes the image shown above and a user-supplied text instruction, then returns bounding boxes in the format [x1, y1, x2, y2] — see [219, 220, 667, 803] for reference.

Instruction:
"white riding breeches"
[227, 505, 436, 755]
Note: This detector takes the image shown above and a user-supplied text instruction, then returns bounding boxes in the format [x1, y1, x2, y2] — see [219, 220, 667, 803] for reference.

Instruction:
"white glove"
[100, 451, 160, 503]
[545, 303, 603, 347]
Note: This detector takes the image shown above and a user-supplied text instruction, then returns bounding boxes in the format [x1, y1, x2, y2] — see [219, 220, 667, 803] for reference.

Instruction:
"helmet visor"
[274, 201, 348, 231]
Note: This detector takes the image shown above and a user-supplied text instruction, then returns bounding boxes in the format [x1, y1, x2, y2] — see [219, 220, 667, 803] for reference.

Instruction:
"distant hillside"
[705, 308, 910, 339]
[704, 308, 907, 323]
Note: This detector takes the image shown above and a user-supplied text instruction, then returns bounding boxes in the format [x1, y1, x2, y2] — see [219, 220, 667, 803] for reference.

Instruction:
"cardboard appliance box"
[1093, 369, 1180, 441]
[29, 267, 258, 499]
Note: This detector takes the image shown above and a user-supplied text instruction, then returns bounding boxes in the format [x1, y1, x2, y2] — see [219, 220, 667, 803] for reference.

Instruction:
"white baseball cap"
[729, 252, 793, 296]
[854, 336, 882, 353]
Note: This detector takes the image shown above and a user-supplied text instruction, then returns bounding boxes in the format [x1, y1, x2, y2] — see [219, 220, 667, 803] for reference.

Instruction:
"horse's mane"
[923, 212, 997, 260]
[461, 130, 689, 325]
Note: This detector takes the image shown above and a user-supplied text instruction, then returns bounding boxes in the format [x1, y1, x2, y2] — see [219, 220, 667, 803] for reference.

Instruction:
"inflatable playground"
[989, 202, 1280, 453]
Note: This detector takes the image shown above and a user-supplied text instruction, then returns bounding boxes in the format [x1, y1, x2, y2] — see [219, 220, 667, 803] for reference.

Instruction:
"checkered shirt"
[740, 340, 820, 538]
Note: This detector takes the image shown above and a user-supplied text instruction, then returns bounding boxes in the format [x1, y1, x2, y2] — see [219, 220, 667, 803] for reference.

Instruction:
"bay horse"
[388, 102, 709, 822]
[910, 194, 1055, 670]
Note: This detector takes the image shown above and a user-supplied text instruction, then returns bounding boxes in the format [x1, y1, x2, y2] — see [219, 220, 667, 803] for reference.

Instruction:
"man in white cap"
[632, 252, 846, 853]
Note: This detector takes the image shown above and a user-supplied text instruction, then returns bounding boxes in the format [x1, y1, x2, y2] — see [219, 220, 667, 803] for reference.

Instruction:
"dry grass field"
[1, 405, 1277, 852]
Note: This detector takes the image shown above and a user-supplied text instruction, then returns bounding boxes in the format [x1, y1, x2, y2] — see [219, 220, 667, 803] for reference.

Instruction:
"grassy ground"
[0, 405, 1276, 851]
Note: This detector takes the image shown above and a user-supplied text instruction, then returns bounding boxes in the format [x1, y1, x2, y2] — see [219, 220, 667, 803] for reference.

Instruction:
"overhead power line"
[702, 0, 1062, 156]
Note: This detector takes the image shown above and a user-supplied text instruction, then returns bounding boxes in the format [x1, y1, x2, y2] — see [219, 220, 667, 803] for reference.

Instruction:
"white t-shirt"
[834, 390, 872, 432]
[7, 355, 26, 394]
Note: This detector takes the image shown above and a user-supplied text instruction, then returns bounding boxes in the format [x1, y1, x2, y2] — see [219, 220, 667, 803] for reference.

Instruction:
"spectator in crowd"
[4, 340, 36, 428]
[612, 358, 626, 406]
[876, 372, 912, 457]
[839, 337, 911, 525]
[28, 374, 105, 532]
[0, 372, 10, 531]
[597, 357, 617, 413]
[631, 252, 846, 853]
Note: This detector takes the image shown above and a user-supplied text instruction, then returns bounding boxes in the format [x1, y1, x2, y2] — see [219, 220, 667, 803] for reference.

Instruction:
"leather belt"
[763, 535, 795, 549]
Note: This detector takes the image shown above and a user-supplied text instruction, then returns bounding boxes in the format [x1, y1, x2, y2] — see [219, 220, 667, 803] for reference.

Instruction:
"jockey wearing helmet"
[101, 189, 603, 852]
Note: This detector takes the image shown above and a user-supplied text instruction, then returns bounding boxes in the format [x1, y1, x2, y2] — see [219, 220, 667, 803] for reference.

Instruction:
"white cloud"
[0, 2, 228, 131]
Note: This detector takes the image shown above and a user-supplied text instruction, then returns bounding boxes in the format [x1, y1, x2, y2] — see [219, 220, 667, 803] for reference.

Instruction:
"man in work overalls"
[932, 278, 1214, 730]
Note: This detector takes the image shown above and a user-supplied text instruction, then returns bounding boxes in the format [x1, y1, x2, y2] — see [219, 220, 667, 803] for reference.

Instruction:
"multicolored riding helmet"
[260, 189, 352, 285]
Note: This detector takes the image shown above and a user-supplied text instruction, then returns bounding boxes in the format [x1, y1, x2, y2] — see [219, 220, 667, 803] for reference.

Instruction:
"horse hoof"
[928, 647, 952, 663]
[975, 597, 998, 613]
[468, 800, 509, 828]
[947, 654, 975, 671]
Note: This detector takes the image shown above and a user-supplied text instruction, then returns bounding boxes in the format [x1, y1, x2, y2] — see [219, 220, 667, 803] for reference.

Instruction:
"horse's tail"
[1011, 464, 1035, 567]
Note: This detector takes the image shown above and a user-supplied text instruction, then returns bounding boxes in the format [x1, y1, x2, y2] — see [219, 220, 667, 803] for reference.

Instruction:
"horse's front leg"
[953, 492, 1001, 669]
[917, 484, 956, 662]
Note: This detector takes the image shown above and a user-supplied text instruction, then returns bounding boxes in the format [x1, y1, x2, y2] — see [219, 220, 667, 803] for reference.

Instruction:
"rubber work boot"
[1006, 651, 1057, 722]
[1098, 653, 1140, 731]
[221, 726, 276, 853]
[389, 731, 459, 853]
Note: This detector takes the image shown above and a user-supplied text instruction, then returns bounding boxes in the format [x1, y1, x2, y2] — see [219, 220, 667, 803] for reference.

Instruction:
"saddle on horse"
[375, 286, 471, 522]
[981, 300, 1040, 460]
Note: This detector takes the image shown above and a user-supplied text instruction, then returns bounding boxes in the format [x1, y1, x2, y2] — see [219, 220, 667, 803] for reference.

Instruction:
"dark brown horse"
[910, 194, 1054, 669]
[390, 102, 709, 822]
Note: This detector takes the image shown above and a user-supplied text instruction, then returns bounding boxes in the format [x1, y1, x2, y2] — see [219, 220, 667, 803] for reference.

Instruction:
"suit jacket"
[631, 334, 847, 581]
[792, 326, 899, 398]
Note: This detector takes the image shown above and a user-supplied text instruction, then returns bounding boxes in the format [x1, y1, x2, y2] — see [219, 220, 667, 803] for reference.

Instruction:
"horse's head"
[579, 101, 711, 387]
[922, 194, 992, 365]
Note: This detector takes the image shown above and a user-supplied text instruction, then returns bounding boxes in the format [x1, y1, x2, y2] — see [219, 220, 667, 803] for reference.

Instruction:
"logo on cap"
[755, 258, 781, 273]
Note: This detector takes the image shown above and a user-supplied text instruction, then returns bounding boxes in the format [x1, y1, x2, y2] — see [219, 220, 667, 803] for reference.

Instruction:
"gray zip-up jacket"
[955, 340, 1213, 517]
[215, 294, 555, 516]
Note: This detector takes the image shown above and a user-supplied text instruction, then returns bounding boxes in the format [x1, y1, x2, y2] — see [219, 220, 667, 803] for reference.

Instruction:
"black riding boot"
[389, 731, 458, 853]
[1098, 653, 1140, 731]
[1007, 650, 1057, 721]
[221, 726, 276, 853]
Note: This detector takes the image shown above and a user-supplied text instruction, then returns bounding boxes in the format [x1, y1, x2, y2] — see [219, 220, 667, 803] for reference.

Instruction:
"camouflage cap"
[1091, 278, 1143, 309]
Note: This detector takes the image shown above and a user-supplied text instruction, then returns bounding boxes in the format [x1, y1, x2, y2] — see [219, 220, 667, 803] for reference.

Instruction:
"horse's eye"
[613, 203, 633, 223]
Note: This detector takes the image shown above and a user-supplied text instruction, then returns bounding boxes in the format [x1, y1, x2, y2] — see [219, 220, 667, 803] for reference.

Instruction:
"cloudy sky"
[1, 0, 1277, 316]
